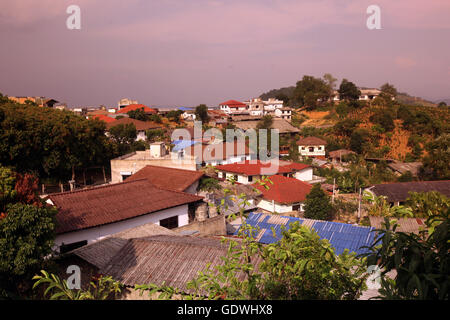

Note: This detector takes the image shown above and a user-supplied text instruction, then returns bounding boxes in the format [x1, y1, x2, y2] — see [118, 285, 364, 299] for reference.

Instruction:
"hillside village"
[0, 75, 449, 301]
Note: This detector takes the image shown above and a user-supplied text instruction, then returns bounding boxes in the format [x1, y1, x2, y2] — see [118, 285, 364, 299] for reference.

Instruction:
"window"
[60, 240, 88, 254]
[318, 146, 322, 150]
[121, 174, 131, 181]
[248, 175, 253, 182]
[309, 147, 314, 152]
[233, 175, 238, 181]
[160, 216, 179, 229]
[301, 147, 305, 150]
[292, 204, 301, 211]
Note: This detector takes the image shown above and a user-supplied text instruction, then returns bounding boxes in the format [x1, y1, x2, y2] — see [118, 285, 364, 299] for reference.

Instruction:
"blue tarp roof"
[177, 107, 194, 111]
[172, 140, 199, 152]
[235, 212, 376, 256]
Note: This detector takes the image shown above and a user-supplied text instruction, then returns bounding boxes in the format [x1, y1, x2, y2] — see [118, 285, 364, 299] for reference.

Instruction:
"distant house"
[387, 161, 422, 177]
[116, 104, 158, 115]
[297, 136, 327, 158]
[369, 216, 426, 235]
[181, 141, 256, 167]
[274, 107, 292, 121]
[125, 165, 204, 194]
[117, 98, 138, 109]
[92, 114, 117, 124]
[106, 118, 162, 141]
[218, 100, 248, 114]
[253, 175, 314, 213]
[215, 160, 313, 184]
[328, 149, 356, 163]
[237, 212, 376, 256]
[47, 179, 203, 252]
[365, 180, 450, 206]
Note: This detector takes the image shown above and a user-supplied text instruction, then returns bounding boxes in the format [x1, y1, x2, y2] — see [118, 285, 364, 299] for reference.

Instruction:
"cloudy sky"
[0, 0, 449, 107]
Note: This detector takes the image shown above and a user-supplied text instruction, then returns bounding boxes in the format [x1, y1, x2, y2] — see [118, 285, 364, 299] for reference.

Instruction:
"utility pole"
[332, 178, 336, 204]
[357, 187, 362, 222]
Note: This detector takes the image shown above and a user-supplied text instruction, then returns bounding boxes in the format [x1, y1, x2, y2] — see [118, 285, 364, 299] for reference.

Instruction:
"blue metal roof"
[235, 212, 376, 256]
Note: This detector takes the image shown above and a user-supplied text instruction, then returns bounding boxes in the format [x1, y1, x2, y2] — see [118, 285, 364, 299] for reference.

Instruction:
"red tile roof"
[117, 104, 157, 114]
[126, 165, 204, 192]
[296, 136, 327, 146]
[215, 160, 310, 176]
[49, 179, 203, 234]
[253, 175, 313, 204]
[105, 117, 162, 131]
[92, 114, 117, 123]
[219, 100, 247, 108]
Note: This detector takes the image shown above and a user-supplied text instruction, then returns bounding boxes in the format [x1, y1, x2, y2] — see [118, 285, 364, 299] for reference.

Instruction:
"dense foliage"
[0, 100, 112, 181]
[363, 216, 449, 300]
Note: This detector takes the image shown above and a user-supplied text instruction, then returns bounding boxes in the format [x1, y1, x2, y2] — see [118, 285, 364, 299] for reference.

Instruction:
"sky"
[0, 0, 449, 107]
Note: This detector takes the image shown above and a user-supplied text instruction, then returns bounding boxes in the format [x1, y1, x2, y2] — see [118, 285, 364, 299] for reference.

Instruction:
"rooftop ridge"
[49, 178, 151, 198]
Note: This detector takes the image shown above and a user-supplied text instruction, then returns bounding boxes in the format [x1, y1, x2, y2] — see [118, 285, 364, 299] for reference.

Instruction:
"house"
[215, 160, 313, 184]
[218, 100, 248, 114]
[236, 212, 376, 255]
[274, 107, 292, 121]
[263, 97, 284, 111]
[106, 118, 162, 141]
[116, 104, 158, 115]
[328, 149, 356, 163]
[252, 175, 313, 213]
[297, 136, 327, 158]
[68, 233, 256, 297]
[125, 165, 204, 194]
[47, 179, 204, 252]
[386, 161, 422, 177]
[181, 141, 256, 167]
[365, 180, 450, 206]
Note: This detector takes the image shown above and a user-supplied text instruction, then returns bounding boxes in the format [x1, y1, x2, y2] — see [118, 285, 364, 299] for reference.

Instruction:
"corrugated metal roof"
[236, 213, 376, 255]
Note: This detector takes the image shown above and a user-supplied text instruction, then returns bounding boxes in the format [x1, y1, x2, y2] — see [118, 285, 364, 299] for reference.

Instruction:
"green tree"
[437, 102, 447, 108]
[405, 191, 449, 219]
[127, 108, 148, 121]
[166, 110, 183, 124]
[195, 104, 210, 124]
[108, 123, 138, 156]
[350, 128, 370, 154]
[0, 166, 17, 212]
[419, 134, 450, 180]
[338, 79, 360, 102]
[0, 203, 56, 297]
[292, 75, 331, 109]
[369, 109, 395, 132]
[146, 129, 165, 142]
[303, 184, 333, 221]
[379, 83, 398, 105]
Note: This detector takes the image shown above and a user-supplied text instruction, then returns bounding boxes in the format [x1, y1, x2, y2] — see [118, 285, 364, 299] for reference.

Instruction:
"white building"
[297, 136, 327, 158]
[218, 100, 248, 114]
[215, 160, 313, 185]
[253, 175, 313, 214]
[48, 179, 203, 253]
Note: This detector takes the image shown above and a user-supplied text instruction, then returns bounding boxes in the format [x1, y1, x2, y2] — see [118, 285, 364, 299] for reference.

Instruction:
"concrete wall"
[173, 215, 227, 236]
[294, 167, 313, 181]
[111, 154, 197, 183]
[257, 199, 304, 214]
[54, 204, 189, 249]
